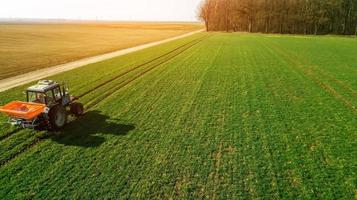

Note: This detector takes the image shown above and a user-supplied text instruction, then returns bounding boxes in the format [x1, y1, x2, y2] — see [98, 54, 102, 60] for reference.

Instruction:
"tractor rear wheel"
[70, 102, 84, 116]
[49, 105, 67, 130]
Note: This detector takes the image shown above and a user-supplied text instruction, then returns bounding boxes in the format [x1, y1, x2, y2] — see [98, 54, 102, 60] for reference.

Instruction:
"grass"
[0, 22, 203, 79]
[0, 33, 356, 199]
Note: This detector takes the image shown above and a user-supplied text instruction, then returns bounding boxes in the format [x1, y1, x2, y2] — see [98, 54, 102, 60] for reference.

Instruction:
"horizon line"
[0, 17, 201, 23]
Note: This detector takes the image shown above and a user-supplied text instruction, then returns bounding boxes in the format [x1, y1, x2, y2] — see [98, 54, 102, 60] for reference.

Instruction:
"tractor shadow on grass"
[51, 111, 135, 148]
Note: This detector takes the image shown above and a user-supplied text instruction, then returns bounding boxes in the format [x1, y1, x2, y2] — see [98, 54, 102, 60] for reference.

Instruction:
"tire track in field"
[0, 34, 210, 169]
[309, 67, 357, 96]
[0, 128, 20, 141]
[266, 42, 356, 113]
[78, 34, 209, 109]
[77, 34, 210, 99]
[0, 129, 48, 167]
[83, 35, 210, 110]
[287, 56, 356, 96]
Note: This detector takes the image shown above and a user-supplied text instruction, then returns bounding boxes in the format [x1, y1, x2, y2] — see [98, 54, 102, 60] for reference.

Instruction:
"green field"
[0, 33, 356, 199]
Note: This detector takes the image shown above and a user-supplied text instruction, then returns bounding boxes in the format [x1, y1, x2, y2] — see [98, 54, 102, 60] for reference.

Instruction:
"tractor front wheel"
[49, 105, 67, 130]
[70, 102, 84, 116]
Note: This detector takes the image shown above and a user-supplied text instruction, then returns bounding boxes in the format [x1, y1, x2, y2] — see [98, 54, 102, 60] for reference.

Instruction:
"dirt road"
[0, 29, 203, 92]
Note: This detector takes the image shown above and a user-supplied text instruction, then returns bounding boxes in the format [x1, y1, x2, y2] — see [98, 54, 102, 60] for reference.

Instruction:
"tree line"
[198, 0, 357, 35]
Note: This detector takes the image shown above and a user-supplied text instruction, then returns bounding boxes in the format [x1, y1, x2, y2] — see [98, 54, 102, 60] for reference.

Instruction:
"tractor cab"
[26, 80, 70, 106]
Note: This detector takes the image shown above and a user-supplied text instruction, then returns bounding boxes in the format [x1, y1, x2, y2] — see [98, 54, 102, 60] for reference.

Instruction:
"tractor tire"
[70, 102, 84, 117]
[49, 105, 67, 130]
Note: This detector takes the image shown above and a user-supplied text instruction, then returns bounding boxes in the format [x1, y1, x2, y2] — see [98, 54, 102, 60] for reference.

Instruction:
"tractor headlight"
[44, 107, 50, 114]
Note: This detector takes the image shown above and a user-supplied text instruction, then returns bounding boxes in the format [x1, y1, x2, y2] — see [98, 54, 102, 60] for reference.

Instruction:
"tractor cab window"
[45, 90, 55, 105]
[27, 92, 46, 104]
[53, 87, 62, 101]
[27, 90, 56, 105]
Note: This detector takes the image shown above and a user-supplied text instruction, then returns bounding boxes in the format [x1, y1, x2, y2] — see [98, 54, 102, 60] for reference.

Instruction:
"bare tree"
[198, 0, 211, 31]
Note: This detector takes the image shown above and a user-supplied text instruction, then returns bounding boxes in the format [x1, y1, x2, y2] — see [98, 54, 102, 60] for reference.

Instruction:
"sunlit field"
[0, 22, 202, 79]
[0, 33, 355, 199]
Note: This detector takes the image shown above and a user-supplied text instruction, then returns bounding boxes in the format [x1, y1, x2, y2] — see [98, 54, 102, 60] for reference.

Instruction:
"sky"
[0, 0, 202, 22]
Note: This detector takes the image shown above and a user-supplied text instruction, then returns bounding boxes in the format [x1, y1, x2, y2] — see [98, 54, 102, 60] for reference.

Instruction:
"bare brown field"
[0, 22, 202, 79]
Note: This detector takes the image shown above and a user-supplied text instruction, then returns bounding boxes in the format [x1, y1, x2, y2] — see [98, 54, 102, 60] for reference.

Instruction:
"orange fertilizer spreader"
[0, 80, 84, 130]
[0, 101, 47, 120]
